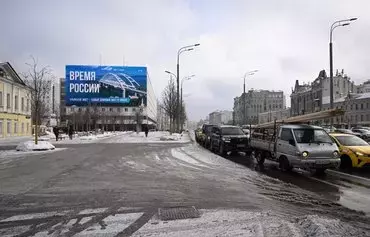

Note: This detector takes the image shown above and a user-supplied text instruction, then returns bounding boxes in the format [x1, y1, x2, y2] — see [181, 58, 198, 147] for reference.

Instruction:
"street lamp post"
[243, 70, 258, 125]
[176, 43, 200, 132]
[180, 75, 195, 131]
[329, 18, 357, 110]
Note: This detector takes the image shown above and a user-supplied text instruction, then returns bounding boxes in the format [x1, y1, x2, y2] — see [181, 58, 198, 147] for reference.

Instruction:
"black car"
[209, 125, 249, 156]
[201, 124, 217, 148]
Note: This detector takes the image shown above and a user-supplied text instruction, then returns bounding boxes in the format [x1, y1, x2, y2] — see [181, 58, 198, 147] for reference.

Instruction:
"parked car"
[351, 128, 370, 141]
[330, 133, 370, 169]
[201, 124, 217, 148]
[334, 128, 362, 137]
[209, 125, 249, 156]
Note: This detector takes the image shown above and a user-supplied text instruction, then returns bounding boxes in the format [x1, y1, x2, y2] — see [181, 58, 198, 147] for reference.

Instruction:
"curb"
[326, 169, 370, 188]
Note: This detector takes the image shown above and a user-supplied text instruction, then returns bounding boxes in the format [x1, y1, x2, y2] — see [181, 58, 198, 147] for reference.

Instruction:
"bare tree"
[161, 79, 177, 134]
[23, 56, 53, 144]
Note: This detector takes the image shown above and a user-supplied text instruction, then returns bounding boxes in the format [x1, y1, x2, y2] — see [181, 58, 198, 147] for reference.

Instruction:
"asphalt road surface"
[0, 134, 369, 236]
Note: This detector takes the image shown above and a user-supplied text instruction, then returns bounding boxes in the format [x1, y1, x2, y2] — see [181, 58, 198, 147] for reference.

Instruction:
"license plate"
[316, 160, 329, 165]
[237, 144, 245, 148]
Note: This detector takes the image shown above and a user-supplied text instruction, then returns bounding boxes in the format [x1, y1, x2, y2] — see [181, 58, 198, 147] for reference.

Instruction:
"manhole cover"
[158, 206, 200, 221]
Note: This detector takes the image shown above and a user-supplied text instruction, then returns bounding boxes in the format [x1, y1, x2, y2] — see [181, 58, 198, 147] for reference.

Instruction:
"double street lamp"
[176, 43, 200, 132]
[329, 17, 357, 110]
[243, 70, 258, 125]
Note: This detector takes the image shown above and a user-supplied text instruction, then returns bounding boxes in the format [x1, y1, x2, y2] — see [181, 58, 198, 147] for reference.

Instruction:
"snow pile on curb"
[16, 141, 55, 151]
[160, 133, 183, 141]
[80, 135, 98, 140]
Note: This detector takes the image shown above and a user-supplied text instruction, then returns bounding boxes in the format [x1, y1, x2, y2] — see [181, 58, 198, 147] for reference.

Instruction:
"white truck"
[249, 110, 343, 173]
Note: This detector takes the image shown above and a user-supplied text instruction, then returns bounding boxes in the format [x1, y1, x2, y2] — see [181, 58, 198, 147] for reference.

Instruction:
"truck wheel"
[219, 143, 227, 157]
[279, 156, 292, 172]
[255, 152, 265, 165]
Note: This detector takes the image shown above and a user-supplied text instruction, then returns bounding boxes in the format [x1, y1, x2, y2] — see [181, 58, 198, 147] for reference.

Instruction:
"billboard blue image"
[65, 65, 147, 106]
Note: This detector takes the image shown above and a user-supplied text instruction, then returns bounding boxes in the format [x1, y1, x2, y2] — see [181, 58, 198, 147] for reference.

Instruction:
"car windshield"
[293, 129, 333, 144]
[335, 135, 369, 146]
[221, 127, 244, 135]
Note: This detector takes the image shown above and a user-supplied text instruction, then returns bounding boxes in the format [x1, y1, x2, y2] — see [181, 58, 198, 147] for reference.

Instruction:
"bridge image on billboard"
[65, 65, 147, 106]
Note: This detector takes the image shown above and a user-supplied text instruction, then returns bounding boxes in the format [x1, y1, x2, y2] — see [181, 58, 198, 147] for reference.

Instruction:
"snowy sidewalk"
[101, 131, 191, 143]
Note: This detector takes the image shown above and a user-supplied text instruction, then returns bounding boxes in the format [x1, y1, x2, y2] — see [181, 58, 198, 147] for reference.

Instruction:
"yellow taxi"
[330, 133, 370, 168]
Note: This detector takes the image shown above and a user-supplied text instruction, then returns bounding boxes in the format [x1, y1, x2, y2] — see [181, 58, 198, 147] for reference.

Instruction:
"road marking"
[0, 211, 59, 222]
[76, 212, 143, 236]
[79, 208, 108, 215]
[155, 155, 161, 161]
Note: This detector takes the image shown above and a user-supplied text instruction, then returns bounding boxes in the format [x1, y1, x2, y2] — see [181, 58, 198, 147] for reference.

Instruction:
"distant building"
[357, 79, 370, 93]
[209, 110, 233, 125]
[258, 108, 291, 124]
[233, 89, 285, 125]
[322, 93, 370, 127]
[0, 62, 32, 138]
[209, 111, 222, 125]
[291, 69, 355, 116]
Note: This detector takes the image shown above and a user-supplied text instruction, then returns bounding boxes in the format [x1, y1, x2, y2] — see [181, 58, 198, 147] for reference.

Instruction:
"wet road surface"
[0, 135, 369, 236]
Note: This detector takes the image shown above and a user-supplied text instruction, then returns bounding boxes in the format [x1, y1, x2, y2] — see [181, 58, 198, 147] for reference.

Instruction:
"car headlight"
[207, 136, 210, 140]
[302, 151, 309, 158]
[333, 151, 339, 157]
[355, 151, 364, 156]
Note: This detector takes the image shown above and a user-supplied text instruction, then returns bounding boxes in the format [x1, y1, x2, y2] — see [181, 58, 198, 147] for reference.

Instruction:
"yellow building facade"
[0, 62, 32, 138]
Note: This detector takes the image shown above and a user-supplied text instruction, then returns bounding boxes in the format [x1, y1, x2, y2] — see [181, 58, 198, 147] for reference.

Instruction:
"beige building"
[0, 62, 32, 138]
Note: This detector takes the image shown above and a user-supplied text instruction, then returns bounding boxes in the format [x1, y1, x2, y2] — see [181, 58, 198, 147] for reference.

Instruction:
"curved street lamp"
[242, 70, 258, 125]
[329, 18, 357, 110]
[176, 43, 200, 132]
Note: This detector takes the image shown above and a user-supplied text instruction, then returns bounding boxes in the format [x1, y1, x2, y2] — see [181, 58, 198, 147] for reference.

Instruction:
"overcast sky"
[2, 0, 370, 121]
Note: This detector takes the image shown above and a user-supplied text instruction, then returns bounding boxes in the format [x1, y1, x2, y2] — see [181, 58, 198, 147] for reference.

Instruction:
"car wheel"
[279, 156, 292, 172]
[340, 155, 352, 169]
[255, 151, 265, 165]
[219, 143, 227, 157]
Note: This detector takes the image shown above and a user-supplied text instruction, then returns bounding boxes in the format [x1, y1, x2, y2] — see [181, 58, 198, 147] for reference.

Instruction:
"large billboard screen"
[65, 65, 147, 106]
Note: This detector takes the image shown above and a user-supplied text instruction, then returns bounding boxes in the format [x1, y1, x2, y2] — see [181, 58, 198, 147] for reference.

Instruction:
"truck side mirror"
[289, 139, 295, 146]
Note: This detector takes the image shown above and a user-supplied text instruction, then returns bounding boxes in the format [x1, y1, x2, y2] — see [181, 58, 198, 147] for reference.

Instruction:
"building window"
[78, 108, 82, 112]
[355, 115, 358, 122]
[0, 91, 2, 106]
[356, 104, 358, 110]
[367, 114, 370, 121]
[361, 103, 364, 110]
[124, 108, 128, 112]
[14, 95, 18, 110]
[6, 93, 10, 108]
[0, 120, 2, 137]
[132, 108, 136, 112]
[21, 97, 24, 111]
[27, 123, 29, 133]
[109, 108, 113, 112]
[27, 99, 29, 112]
[14, 121, 17, 134]
[361, 114, 364, 121]
[7, 120, 11, 135]
[22, 123, 24, 134]
[350, 104, 353, 110]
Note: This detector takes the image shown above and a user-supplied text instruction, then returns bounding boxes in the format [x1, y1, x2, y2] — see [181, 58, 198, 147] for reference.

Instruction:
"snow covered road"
[0, 141, 369, 236]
